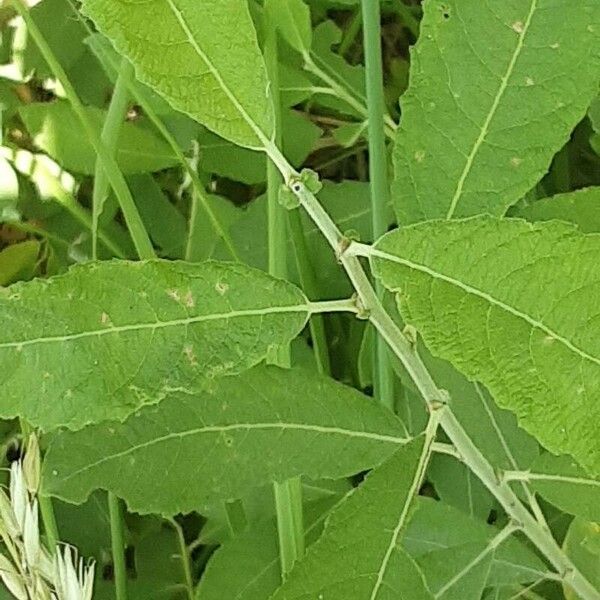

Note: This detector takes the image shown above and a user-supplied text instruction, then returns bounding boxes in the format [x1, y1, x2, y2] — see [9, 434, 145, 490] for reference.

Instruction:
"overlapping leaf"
[0, 260, 308, 430]
[393, 0, 600, 223]
[372, 216, 600, 476]
[42, 365, 408, 515]
[271, 436, 433, 600]
[81, 0, 274, 149]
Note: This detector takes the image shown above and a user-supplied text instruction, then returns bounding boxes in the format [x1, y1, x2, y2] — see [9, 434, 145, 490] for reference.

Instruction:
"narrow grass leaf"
[81, 0, 274, 149]
[0, 260, 308, 430]
[270, 436, 434, 600]
[42, 365, 408, 515]
[393, 0, 600, 223]
[372, 216, 600, 476]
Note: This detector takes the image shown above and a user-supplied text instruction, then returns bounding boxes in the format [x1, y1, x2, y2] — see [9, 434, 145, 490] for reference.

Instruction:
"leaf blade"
[372, 216, 600, 476]
[81, 0, 274, 148]
[42, 365, 408, 515]
[0, 260, 308, 430]
[271, 436, 435, 600]
[393, 0, 600, 222]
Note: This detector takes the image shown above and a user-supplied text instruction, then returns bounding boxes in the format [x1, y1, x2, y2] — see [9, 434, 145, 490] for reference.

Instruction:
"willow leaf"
[271, 436, 434, 600]
[42, 365, 408, 515]
[81, 0, 274, 149]
[371, 217, 600, 476]
[393, 0, 600, 223]
[0, 261, 308, 430]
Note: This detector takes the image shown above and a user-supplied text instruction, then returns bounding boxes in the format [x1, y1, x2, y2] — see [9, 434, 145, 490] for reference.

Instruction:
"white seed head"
[0, 488, 20, 539]
[23, 434, 41, 495]
[0, 553, 27, 600]
[53, 546, 95, 600]
[9, 462, 28, 533]
[23, 500, 41, 569]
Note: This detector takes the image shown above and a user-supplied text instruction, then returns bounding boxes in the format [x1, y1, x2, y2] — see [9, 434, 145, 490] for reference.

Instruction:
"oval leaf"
[42, 365, 408, 515]
[372, 217, 600, 476]
[393, 0, 600, 223]
[81, 0, 274, 149]
[0, 260, 308, 430]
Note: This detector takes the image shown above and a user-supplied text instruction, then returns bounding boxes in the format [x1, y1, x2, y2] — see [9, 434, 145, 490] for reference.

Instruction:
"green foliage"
[43, 365, 407, 514]
[373, 216, 600, 476]
[392, 0, 600, 223]
[0, 260, 308, 430]
[19, 101, 179, 175]
[271, 437, 434, 599]
[1, 0, 600, 598]
[81, 0, 274, 149]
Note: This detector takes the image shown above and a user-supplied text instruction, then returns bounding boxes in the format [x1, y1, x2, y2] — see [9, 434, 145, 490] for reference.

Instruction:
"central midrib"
[445, 0, 538, 219]
[0, 304, 308, 349]
[370, 246, 600, 368]
[52, 422, 409, 483]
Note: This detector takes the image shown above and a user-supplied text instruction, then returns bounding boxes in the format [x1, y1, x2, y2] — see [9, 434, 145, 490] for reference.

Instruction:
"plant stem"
[169, 519, 194, 600]
[265, 16, 305, 578]
[13, 0, 155, 260]
[281, 177, 600, 600]
[85, 35, 241, 262]
[393, 1, 420, 38]
[338, 8, 362, 57]
[108, 492, 128, 600]
[303, 54, 397, 140]
[38, 495, 59, 554]
[92, 58, 132, 260]
[361, 0, 395, 412]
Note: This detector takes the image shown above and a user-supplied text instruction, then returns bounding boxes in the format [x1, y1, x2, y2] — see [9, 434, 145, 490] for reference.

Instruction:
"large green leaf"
[371, 216, 600, 476]
[393, 0, 600, 223]
[271, 436, 434, 600]
[0, 260, 308, 430]
[81, 0, 274, 149]
[19, 101, 179, 175]
[42, 365, 409, 515]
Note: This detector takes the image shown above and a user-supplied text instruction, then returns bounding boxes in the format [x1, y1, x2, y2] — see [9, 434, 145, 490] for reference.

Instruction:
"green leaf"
[19, 101, 179, 175]
[524, 453, 600, 522]
[372, 216, 600, 476]
[196, 498, 338, 600]
[42, 365, 408, 514]
[128, 174, 187, 257]
[416, 542, 495, 600]
[0, 260, 308, 430]
[393, 0, 600, 223]
[563, 519, 600, 600]
[266, 0, 312, 55]
[515, 187, 600, 233]
[271, 437, 434, 600]
[0, 241, 40, 286]
[404, 498, 547, 587]
[81, 0, 274, 149]
[15, 0, 87, 78]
